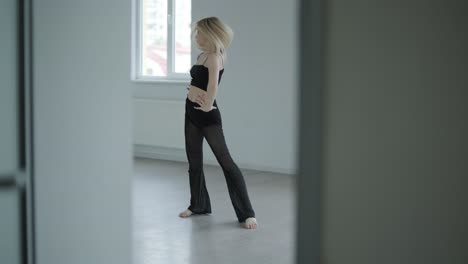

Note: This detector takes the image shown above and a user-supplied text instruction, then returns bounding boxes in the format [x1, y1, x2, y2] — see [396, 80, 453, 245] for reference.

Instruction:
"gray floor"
[132, 157, 297, 264]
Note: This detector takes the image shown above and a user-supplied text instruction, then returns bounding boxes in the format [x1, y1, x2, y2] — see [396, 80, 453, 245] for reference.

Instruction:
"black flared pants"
[184, 115, 255, 223]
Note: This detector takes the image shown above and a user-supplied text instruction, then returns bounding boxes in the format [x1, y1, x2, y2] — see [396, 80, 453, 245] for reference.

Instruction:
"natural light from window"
[140, 0, 191, 79]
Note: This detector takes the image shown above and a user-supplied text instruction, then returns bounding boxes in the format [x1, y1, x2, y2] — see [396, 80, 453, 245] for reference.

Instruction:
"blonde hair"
[192, 17, 234, 59]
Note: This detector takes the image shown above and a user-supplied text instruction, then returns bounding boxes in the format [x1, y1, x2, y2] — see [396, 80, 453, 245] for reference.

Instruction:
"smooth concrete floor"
[132, 157, 297, 264]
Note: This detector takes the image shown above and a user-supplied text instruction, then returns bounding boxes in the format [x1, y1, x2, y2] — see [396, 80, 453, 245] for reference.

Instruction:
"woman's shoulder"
[202, 51, 224, 57]
[205, 53, 224, 67]
[197, 52, 206, 60]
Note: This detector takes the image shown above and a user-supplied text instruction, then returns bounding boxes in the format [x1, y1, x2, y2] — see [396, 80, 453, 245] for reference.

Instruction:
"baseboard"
[133, 144, 296, 175]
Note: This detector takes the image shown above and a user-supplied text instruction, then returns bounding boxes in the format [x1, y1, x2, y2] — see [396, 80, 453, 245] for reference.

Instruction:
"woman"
[179, 17, 258, 230]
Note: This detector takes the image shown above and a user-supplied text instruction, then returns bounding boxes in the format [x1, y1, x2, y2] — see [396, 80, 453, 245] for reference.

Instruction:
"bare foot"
[179, 209, 193, 218]
[241, 217, 258, 229]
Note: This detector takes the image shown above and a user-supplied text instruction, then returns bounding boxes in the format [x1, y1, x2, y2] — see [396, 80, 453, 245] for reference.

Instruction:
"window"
[132, 0, 192, 82]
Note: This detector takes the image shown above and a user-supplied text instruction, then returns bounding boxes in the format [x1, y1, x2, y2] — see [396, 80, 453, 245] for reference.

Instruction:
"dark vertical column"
[296, 0, 324, 263]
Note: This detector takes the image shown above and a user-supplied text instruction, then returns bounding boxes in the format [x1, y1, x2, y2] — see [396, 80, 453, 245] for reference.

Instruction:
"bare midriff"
[186, 85, 208, 103]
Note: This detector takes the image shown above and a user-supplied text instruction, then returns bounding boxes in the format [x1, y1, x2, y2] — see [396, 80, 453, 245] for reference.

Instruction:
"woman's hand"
[193, 94, 217, 112]
[194, 93, 206, 106]
[194, 105, 217, 112]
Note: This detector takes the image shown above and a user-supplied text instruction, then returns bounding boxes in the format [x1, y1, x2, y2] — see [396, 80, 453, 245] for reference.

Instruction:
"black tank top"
[185, 53, 225, 128]
[189, 53, 224, 90]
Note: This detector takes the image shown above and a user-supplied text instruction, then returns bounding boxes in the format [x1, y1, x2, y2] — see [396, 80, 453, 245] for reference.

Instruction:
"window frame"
[131, 0, 191, 83]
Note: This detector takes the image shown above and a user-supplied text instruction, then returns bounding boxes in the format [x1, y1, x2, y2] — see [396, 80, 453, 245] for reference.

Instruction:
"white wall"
[133, 0, 298, 174]
[319, 1, 468, 263]
[33, 0, 132, 263]
[0, 0, 18, 173]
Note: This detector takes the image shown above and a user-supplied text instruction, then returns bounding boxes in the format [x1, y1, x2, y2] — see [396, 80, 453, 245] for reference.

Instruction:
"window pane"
[174, 0, 191, 73]
[142, 0, 167, 77]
